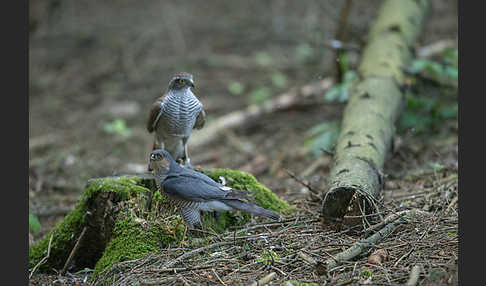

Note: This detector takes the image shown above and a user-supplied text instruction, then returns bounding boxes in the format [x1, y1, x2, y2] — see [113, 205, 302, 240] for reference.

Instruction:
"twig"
[163, 241, 234, 269]
[29, 134, 61, 151]
[297, 251, 317, 265]
[363, 209, 430, 235]
[285, 169, 320, 195]
[326, 217, 404, 271]
[153, 265, 213, 273]
[212, 268, 227, 286]
[299, 156, 331, 178]
[29, 233, 54, 279]
[249, 272, 277, 286]
[405, 265, 422, 286]
[334, 0, 354, 81]
[445, 195, 458, 214]
[190, 78, 333, 147]
[416, 39, 457, 58]
[61, 226, 88, 275]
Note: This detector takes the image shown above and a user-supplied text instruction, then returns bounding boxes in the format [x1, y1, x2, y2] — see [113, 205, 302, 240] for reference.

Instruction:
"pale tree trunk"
[322, 0, 430, 226]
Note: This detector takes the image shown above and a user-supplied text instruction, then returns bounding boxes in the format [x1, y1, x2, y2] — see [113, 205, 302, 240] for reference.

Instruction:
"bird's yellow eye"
[178, 79, 184, 84]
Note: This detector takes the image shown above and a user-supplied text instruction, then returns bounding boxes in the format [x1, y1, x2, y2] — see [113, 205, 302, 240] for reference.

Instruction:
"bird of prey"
[148, 149, 281, 229]
[147, 72, 205, 168]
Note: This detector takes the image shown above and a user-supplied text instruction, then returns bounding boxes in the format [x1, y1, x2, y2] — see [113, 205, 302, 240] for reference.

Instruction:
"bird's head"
[168, 72, 195, 91]
[148, 149, 173, 174]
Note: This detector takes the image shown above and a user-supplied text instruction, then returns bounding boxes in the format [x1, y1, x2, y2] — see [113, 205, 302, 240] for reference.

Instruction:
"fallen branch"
[249, 272, 277, 286]
[416, 39, 457, 58]
[325, 218, 402, 272]
[322, 0, 430, 225]
[189, 78, 333, 148]
[213, 268, 228, 286]
[325, 218, 399, 273]
[405, 265, 422, 286]
[362, 209, 430, 235]
[29, 134, 61, 151]
[325, 208, 430, 272]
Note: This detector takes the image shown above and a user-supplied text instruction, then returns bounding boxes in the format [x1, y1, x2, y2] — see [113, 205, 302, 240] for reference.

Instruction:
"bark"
[322, 0, 429, 225]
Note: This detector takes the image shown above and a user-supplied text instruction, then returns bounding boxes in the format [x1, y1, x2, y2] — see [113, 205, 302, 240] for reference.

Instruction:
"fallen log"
[189, 78, 333, 148]
[321, 0, 430, 226]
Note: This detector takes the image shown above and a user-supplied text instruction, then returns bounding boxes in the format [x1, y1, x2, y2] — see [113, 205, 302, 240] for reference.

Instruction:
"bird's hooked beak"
[188, 79, 195, 88]
[148, 151, 171, 174]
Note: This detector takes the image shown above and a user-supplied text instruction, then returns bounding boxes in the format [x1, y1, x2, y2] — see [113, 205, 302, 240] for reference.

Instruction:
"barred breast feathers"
[161, 89, 202, 136]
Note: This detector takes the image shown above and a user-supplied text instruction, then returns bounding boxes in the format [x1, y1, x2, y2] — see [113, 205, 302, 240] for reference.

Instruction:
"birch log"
[322, 0, 429, 225]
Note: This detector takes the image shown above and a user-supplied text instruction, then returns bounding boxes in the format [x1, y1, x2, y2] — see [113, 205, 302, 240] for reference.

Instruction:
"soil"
[29, 0, 458, 285]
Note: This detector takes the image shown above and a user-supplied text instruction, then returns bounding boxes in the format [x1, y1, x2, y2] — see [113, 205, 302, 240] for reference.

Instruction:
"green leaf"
[427, 161, 445, 171]
[409, 59, 431, 74]
[29, 214, 41, 233]
[103, 119, 132, 137]
[254, 51, 273, 67]
[249, 87, 271, 106]
[271, 72, 288, 88]
[425, 61, 444, 75]
[324, 85, 343, 102]
[444, 66, 458, 79]
[337, 52, 350, 74]
[227, 81, 244, 95]
[440, 103, 458, 119]
[304, 121, 340, 157]
[296, 43, 313, 60]
[324, 71, 355, 102]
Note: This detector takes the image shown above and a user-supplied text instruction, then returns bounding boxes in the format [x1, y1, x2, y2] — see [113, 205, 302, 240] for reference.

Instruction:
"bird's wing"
[146, 94, 166, 133]
[162, 175, 229, 202]
[162, 171, 254, 203]
[177, 169, 251, 199]
[194, 106, 206, 130]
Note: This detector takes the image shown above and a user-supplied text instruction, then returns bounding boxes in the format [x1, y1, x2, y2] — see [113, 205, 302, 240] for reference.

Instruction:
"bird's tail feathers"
[223, 200, 280, 221]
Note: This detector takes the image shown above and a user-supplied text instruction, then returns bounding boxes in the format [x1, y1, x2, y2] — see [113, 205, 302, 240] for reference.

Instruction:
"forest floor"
[29, 1, 458, 285]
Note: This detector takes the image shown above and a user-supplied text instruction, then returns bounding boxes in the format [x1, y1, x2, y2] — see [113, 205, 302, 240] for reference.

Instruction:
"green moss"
[29, 176, 150, 273]
[152, 190, 165, 204]
[29, 200, 86, 272]
[203, 168, 292, 213]
[83, 176, 150, 201]
[255, 249, 280, 265]
[92, 217, 183, 278]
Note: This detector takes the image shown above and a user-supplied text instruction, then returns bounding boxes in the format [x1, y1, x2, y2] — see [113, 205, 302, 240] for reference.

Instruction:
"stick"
[285, 169, 320, 195]
[213, 268, 228, 286]
[249, 272, 277, 286]
[405, 265, 422, 286]
[189, 78, 333, 148]
[61, 226, 88, 275]
[445, 196, 458, 214]
[362, 209, 430, 235]
[163, 241, 234, 269]
[325, 217, 403, 271]
[297, 251, 317, 265]
[416, 39, 456, 58]
[29, 233, 54, 279]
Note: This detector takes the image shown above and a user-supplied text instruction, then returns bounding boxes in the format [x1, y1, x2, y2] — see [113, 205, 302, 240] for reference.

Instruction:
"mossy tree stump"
[29, 169, 290, 280]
